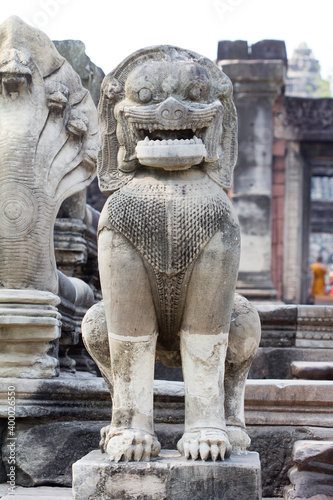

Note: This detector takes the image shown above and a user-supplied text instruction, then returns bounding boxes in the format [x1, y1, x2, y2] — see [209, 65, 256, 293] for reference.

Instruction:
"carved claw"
[99, 424, 111, 452]
[105, 428, 161, 463]
[177, 429, 232, 461]
[226, 426, 251, 455]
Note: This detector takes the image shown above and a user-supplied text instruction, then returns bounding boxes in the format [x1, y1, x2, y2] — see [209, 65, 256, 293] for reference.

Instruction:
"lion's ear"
[204, 96, 238, 193]
[97, 75, 133, 194]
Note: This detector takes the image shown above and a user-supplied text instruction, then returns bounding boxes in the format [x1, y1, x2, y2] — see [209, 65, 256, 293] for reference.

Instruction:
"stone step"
[291, 361, 333, 380]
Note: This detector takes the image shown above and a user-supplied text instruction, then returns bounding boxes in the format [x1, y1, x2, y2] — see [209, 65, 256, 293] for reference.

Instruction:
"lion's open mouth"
[120, 97, 223, 171]
[135, 129, 207, 171]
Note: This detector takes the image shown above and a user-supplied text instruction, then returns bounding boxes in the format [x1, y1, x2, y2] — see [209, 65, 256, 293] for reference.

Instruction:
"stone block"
[274, 157, 285, 171]
[255, 304, 297, 349]
[251, 40, 287, 62]
[273, 171, 285, 186]
[291, 361, 333, 380]
[296, 305, 333, 348]
[245, 379, 333, 427]
[1, 420, 103, 486]
[285, 440, 333, 499]
[249, 347, 333, 379]
[248, 427, 333, 498]
[72, 449, 262, 500]
[272, 140, 286, 157]
[217, 40, 248, 61]
[0, 290, 61, 378]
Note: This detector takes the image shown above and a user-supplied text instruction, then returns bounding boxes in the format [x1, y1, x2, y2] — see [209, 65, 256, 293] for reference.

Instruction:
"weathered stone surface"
[274, 96, 333, 142]
[256, 305, 297, 348]
[0, 373, 111, 420]
[296, 305, 333, 348]
[249, 347, 333, 379]
[72, 449, 262, 500]
[284, 440, 333, 499]
[251, 40, 287, 62]
[0, 17, 98, 378]
[245, 380, 333, 427]
[1, 375, 332, 428]
[248, 427, 333, 498]
[219, 49, 285, 300]
[2, 420, 102, 487]
[84, 44, 261, 463]
[217, 40, 249, 60]
[291, 361, 333, 380]
[53, 40, 104, 107]
[0, 375, 332, 493]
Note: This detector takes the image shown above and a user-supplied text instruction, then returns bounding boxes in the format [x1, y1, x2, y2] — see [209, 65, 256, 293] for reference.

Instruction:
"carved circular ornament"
[0, 183, 38, 238]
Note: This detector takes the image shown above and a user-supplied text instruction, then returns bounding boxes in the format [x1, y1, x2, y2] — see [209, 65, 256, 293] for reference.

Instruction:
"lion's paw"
[177, 428, 232, 461]
[226, 426, 251, 454]
[106, 428, 161, 462]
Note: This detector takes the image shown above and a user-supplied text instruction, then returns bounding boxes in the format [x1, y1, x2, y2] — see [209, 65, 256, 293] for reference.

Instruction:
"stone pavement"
[0, 485, 72, 499]
[0, 484, 282, 499]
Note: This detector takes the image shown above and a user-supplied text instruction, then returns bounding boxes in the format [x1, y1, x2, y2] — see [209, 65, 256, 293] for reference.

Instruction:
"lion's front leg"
[177, 226, 240, 461]
[177, 330, 231, 461]
[98, 226, 161, 462]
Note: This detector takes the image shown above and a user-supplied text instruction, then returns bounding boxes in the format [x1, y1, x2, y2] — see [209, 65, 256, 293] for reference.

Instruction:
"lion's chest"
[105, 176, 231, 276]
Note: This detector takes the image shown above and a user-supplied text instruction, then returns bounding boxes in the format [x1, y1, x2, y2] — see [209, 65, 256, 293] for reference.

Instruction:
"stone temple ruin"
[0, 18, 332, 500]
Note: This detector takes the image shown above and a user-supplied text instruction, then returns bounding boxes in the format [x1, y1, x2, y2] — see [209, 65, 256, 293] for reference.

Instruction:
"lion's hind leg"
[82, 300, 113, 450]
[225, 293, 261, 453]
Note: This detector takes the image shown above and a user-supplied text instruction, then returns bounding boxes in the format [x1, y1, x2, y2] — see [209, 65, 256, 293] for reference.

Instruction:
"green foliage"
[312, 75, 332, 98]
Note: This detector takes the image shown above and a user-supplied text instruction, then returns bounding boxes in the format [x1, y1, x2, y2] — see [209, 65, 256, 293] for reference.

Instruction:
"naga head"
[0, 48, 32, 99]
[98, 46, 237, 193]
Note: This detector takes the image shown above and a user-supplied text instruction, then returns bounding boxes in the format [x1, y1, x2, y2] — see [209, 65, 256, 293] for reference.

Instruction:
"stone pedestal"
[0, 289, 61, 378]
[72, 449, 262, 500]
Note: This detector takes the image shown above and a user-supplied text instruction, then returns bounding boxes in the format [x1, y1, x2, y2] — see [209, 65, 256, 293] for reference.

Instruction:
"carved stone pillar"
[218, 40, 286, 300]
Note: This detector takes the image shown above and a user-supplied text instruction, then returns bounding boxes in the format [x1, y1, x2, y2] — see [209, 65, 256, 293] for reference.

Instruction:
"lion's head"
[98, 45, 237, 193]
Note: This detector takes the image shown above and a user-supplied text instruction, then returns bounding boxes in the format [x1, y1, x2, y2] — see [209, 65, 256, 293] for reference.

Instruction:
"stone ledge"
[72, 450, 261, 500]
[0, 374, 332, 426]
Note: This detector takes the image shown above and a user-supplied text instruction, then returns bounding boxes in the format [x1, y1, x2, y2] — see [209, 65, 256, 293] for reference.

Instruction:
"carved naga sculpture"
[0, 17, 98, 378]
[83, 46, 261, 462]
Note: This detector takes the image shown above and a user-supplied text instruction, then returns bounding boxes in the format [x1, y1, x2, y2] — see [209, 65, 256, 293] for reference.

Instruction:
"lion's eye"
[21, 60, 28, 66]
[189, 86, 201, 101]
[138, 88, 152, 103]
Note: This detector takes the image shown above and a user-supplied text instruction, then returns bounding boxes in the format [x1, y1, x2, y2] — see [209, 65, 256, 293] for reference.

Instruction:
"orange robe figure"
[310, 261, 327, 297]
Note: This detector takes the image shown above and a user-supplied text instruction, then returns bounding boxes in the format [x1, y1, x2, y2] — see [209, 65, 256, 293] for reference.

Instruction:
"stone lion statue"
[82, 45, 261, 462]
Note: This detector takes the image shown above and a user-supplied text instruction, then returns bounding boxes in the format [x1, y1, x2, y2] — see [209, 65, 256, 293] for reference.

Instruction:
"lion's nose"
[157, 97, 188, 125]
